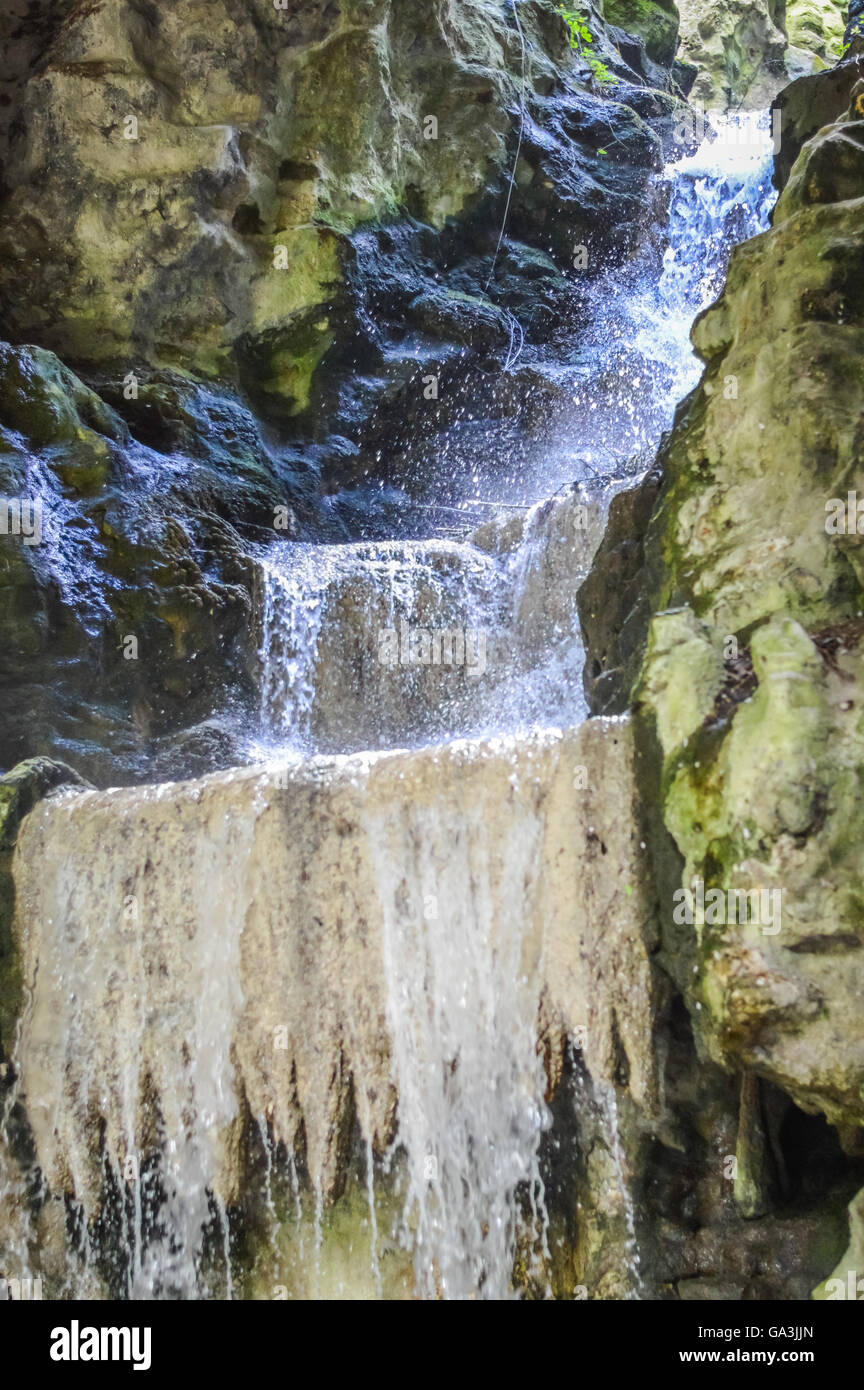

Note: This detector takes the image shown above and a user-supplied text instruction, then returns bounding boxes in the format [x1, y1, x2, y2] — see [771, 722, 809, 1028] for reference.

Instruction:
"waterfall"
[252, 489, 603, 759]
[565, 111, 777, 476]
[1, 722, 655, 1300]
[368, 776, 552, 1299]
[0, 110, 776, 1302]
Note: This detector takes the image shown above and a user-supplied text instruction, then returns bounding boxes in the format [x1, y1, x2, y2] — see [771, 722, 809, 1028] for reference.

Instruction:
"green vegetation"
[557, 6, 617, 85]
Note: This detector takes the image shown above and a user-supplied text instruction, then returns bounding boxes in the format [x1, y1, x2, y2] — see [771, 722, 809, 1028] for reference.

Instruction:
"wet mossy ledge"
[0, 758, 90, 1065]
[2, 729, 860, 1299]
[0, 0, 701, 785]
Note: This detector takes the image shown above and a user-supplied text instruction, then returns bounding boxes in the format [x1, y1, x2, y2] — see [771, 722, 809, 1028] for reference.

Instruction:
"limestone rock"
[786, 0, 848, 65]
[0, 0, 610, 405]
[0, 343, 274, 784]
[628, 64, 864, 1131]
[8, 719, 655, 1227]
[676, 0, 788, 109]
[577, 464, 662, 714]
[0, 757, 90, 1060]
[602, 0, 680, 67]
[773, 53, 864, 190]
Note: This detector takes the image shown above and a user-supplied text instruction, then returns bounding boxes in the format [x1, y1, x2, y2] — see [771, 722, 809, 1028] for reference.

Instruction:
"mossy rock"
[0, 758, 90, 1061]
[786, 0, 847, 64]
[0, 344, 126, 494]
[621, 67, 864, 1131]
[603, 0, 680, 66]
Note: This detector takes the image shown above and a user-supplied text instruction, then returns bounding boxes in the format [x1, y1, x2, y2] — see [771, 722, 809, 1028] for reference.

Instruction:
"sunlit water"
[252, 115, 777, 761]
[0, 114, 777, 1302]
[544, 111, 777, 487]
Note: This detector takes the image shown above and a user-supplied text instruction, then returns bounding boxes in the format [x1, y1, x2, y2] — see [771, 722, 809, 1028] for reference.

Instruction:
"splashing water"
[0, 111, 779, 1304]
[564, 110, 777, 477]
[254, 115, 778, 761]
[253, 486, 603, 759]
[255, 538, 504, 754]
[368, 778, 552, 1299]
[238, 111, 779, 1300]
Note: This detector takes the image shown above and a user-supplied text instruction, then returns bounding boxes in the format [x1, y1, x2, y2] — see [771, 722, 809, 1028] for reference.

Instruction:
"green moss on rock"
[603, 0, 680, 66]
[627, 71, 864, 1134]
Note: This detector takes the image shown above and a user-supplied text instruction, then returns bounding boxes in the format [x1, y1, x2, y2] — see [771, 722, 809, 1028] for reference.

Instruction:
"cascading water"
[369, 783, 552, 1300]
[0, 111, 778, 1302]
[253, 115, 778, 761]
[563, 111, 778, 479]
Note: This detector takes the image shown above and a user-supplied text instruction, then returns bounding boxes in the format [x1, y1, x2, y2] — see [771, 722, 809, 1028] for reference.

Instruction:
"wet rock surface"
[3, 0, 864, 1305]
[8, 721, 658, 1295]
[574, 57, 864, 1282]
[0, 0, 693, 783]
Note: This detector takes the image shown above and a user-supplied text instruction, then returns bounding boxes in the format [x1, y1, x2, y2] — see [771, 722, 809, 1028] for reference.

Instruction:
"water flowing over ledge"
[0, 112, 783, 1303]
[4, 720, 651, 1299]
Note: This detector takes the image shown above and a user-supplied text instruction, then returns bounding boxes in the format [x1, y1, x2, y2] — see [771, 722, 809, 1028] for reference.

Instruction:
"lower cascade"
[6, 723, 651, 1299]
[3, 0, 864, 1310]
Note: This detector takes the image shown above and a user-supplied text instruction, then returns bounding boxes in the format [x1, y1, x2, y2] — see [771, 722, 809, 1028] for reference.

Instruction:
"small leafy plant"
[557, 5, 617, 86]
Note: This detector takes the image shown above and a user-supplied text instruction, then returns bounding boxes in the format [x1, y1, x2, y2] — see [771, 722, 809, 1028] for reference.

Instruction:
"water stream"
[0, 113, 777, 1301]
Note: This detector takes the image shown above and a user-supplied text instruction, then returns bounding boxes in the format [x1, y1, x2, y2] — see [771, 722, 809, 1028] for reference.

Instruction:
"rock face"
[0, 758, 90, 1062]
[0, 0, 533, 391]
[0, 0, 671, 409]
[786, 0, 848, 64]
[581, 60, 864, 1186]
[674, 0, 853, 108]
[602, 0, 680, 67]
[676, 0, 788, 108]
[0, 0, 692, 784]
[5, 720, 660, 1296]
[0, 342, 276, 783]
[773, 47, 864, 189]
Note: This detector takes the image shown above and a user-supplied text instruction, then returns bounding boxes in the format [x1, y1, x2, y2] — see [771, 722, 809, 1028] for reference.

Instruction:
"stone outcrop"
[773, 45, 864, 188]
[0, 0, 694, 784]
[0, 0, 540, 392]
[786, 0, 848, 64]
[676, 0, 788, 108]
[602, 0, 680, 67]
[4, 719, 856, 1299]
[0, 757, 90, 1062]
[0, 0, 675, 409]
[580, 55, 864, 1236]
[675, 0, 854, 109]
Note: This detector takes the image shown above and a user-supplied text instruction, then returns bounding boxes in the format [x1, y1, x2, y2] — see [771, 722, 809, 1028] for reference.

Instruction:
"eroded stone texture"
[773, 48, 864, 190]
[9, 719, 655, 1213]
[676, 0, 789, 108]
[0, 1, 694, 783]
[624, 70, 864, 1133]
[0, 0, 669, 403]
[602, 0, 680, 67]
[786, 0, 848, 65]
